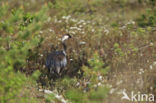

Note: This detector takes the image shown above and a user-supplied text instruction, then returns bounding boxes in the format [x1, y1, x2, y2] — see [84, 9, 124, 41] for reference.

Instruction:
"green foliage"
[55, 77, 77, 90]
[111, 0, 156, 6]
[89, 87, 109, 103]
[136, 9, 156, 27]
[32, 70, 41, 80]
[111, 22, 119, 27]
[0, 0, 156, 103]
[49, 0, 86, 15]
[0, 2, 49, 103]
[65, 89, 87, 103]
[45, 94, 55, 103]
[138, 0, 156, 5]
[88, 52, 104, 71]
[0, 3, 8, 18]
[82, 52, 110, 87]
[65, 87, 109, 103]
[88, 52, 110, 75]
[114, 43, 125, 57]
[54, 52, 110, 103]
[48, 0, 105, 15]
[111, 0, 129, 6]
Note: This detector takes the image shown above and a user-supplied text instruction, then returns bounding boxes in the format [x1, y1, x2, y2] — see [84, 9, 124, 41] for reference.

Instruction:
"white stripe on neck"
[62, 35, 69, 42]
[63, 50, 66, 56]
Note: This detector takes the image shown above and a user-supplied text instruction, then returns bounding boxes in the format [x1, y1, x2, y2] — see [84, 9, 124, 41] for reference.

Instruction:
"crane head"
[62, 34, 72, 42]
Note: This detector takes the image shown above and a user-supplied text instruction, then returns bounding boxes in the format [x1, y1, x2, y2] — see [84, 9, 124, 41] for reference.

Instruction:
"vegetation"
[0, 0, 156, 103]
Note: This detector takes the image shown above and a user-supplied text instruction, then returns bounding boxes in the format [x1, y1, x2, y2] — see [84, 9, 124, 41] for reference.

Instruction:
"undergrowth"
[0, 0, 156, 103]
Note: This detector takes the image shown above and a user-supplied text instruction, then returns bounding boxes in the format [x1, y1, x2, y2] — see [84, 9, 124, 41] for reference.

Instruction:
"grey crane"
[45, 34, 71, 76]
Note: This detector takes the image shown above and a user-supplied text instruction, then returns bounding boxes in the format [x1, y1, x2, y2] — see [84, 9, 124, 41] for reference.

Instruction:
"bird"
[45, 34, 72, 76]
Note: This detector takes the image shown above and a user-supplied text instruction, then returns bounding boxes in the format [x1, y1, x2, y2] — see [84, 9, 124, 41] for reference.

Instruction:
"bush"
[61, 52, 110, 103]
[136, 9, 156, 27]
[65, 89, 88, 103]
[0, 2, 49, 103]
[89, 87, 109, 103]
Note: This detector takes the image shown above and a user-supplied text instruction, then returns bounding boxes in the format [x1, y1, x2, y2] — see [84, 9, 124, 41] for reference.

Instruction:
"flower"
[47, 17, 51, 22]
[71, 18, 77, 22]
[39, 31, 43, 34]
[104, 29, 109, 35]
[69, 31, 76, 34]
[98, 75, 103, 81]
[91, 29, 95, 32]
[79, 41, 86, 45]
[49, 28, 54, 32]
[150, 65, 153, 70]
[62, 15, 71, 20]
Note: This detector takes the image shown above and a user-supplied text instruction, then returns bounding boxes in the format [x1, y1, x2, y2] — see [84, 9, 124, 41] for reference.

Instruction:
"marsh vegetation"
[0, 0, 156, 103]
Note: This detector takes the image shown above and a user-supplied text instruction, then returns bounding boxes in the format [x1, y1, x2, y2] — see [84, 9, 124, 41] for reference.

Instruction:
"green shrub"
[65, 89, 88, 103]
[87, 52, 110, 75]
[49, 0, 86, 15]
[89, 87, 109, 103]
[82, 52, 110, 87]
[0, 2, 49, 103]
[55, 52, 110, 103]
[136, 9, 156, 27]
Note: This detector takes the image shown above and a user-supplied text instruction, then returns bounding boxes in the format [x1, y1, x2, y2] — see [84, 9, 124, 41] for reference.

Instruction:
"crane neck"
[62, 41, 67, 54]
